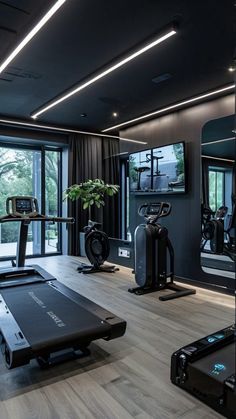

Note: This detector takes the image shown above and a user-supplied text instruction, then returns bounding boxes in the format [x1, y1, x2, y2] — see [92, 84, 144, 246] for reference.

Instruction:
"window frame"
[0, 141, 63, 261]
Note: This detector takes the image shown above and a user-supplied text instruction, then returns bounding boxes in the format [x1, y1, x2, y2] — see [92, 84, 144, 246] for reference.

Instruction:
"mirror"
[201, 114, 236, 281]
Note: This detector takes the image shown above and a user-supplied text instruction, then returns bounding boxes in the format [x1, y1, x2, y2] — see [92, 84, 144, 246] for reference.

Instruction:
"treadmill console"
[16, 199, 33, 214]
[6, 196, 39, 217]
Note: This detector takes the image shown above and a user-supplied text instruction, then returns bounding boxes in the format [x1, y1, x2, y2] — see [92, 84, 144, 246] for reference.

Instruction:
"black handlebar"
[1, 196, 74, 224]
[138, 202, 171, 222]
[0, 215, 74, 223]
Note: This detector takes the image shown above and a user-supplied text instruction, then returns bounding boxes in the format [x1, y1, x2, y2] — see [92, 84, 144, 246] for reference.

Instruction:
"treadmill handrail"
[0, 215, 74, 223]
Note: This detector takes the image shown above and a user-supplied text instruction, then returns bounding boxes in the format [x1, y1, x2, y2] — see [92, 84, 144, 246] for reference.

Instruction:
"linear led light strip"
[0, 0, 66, 75]
[202, 155, 234, 163]
[202, 136, 235, 146]
[0, 118, 147, 144]
[102, 84, 236, 132]
[31, 28, 177, 119]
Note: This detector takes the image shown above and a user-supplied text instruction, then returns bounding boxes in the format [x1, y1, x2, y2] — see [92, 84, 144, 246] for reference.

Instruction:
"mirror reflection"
[201, 114, 235, 279]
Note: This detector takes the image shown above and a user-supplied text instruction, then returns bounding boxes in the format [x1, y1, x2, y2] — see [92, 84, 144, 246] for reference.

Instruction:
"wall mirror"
[201, 114, 235, 284]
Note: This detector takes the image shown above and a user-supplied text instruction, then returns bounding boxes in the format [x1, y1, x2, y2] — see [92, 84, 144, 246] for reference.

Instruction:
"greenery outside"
[173, 143, 185, 181]
[0, 147, 59, 246]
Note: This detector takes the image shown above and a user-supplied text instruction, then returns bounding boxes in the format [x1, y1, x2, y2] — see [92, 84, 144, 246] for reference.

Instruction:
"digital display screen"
[129, 142, 186, 194]
[16, 199, 32, 213]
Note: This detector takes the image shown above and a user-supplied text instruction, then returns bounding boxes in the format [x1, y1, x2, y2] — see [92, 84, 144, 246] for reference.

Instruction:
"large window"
[208, 168, 225, 211]
[0, 144, 62, 260]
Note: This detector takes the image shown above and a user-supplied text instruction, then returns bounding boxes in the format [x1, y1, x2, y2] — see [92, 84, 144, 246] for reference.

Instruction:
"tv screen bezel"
[128, 140, 187, 195]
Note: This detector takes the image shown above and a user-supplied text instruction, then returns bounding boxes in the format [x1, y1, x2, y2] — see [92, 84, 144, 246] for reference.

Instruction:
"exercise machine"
[201, 204, 236, 263]
[225, 198, 236, 258]
[134, 166, 150, 190]
[77, 220, 119, 274]
[0, 196, 126, 368]
[201, 204, 228, 254]
[171, 324, 235, 418]
[128, 202, 196, 301]
[0, 196, 73, 267]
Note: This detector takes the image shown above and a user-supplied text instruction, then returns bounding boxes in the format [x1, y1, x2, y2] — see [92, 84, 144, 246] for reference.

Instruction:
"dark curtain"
[67, 133, 120, 255]
[102, 138, 120, 238]
[201, 157, 209, 207]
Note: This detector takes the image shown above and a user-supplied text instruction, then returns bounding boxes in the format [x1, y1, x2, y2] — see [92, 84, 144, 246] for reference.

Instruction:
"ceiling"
[0, 0, 235, 134]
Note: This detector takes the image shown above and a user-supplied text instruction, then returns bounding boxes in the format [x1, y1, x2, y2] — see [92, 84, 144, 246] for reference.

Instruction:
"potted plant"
[64, 179, 119, 255]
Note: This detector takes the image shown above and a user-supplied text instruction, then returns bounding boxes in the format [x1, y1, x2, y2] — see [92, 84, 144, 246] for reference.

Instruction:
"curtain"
[67, 133, 120, 255]
[102, 137, 120, 238]
[201, 157, 210, 207]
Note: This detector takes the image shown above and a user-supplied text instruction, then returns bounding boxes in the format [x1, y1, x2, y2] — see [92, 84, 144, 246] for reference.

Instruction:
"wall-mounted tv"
[129, 141, 186, 194]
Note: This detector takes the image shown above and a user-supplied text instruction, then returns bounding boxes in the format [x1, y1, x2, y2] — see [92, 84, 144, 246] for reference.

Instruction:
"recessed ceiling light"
[102, 84, 235, 132]
[31, 26, 177, 119]
[0, 0, 67, 75]
[228, 66, 235, 72]
[80, 113, 87, 117]
[112, 112, 118, 117]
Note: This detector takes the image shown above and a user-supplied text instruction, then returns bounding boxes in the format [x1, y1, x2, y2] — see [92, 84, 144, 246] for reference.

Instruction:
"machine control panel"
[6, 196, 39, 217]
[15, 199, 34, 214]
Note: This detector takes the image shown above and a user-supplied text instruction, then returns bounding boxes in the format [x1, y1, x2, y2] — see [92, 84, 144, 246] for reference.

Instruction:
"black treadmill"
[171, 325, 235, 418]
[0, 196, 126, 368]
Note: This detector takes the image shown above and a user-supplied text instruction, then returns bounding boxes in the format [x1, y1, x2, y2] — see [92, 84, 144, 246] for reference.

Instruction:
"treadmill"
[0, 196, 126, 368]
[171, 325, 235, 418]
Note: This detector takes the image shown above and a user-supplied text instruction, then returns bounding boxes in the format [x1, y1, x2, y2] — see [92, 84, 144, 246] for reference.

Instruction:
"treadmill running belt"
[1, 283, 111, 351]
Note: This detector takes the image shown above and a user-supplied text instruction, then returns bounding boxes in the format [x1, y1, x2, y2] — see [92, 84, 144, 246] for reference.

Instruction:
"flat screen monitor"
[129, 141, 186, 194]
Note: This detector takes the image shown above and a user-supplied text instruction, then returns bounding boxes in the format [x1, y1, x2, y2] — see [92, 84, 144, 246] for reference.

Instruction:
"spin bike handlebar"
[138, 202, 171, 223]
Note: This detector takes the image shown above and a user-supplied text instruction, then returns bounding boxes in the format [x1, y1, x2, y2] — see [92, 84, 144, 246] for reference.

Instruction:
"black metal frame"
[0, 142, 62, 260]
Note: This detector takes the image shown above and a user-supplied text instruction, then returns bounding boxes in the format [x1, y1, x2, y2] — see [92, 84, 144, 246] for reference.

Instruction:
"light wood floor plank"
[0, 255, 234, 419]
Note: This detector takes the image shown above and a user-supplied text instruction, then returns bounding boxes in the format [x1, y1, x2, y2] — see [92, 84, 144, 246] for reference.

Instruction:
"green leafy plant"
[64, 179, 119, 218]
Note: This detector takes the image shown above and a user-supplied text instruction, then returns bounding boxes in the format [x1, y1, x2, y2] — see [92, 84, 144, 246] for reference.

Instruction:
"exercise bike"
[77, 220, 119, 274]
[128, 202, 196, 301]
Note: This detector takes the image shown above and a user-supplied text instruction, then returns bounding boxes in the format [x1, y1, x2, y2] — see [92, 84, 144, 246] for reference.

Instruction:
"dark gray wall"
[120, 94, 235, 291]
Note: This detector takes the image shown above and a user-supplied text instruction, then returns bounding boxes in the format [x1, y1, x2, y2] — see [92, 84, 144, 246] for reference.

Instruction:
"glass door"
[0, 144, 62, 260]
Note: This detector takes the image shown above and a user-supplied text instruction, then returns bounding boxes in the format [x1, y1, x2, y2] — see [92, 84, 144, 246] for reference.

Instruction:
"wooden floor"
[0, 256, 234, 419]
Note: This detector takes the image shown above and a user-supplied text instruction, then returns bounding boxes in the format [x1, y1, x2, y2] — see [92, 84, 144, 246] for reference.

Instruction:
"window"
[208, 168, 225, 211]
[0, 144, 62, 260]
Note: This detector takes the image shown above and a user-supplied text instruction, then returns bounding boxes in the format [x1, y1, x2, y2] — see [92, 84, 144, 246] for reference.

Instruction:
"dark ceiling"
[0, 0, 235, 133]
